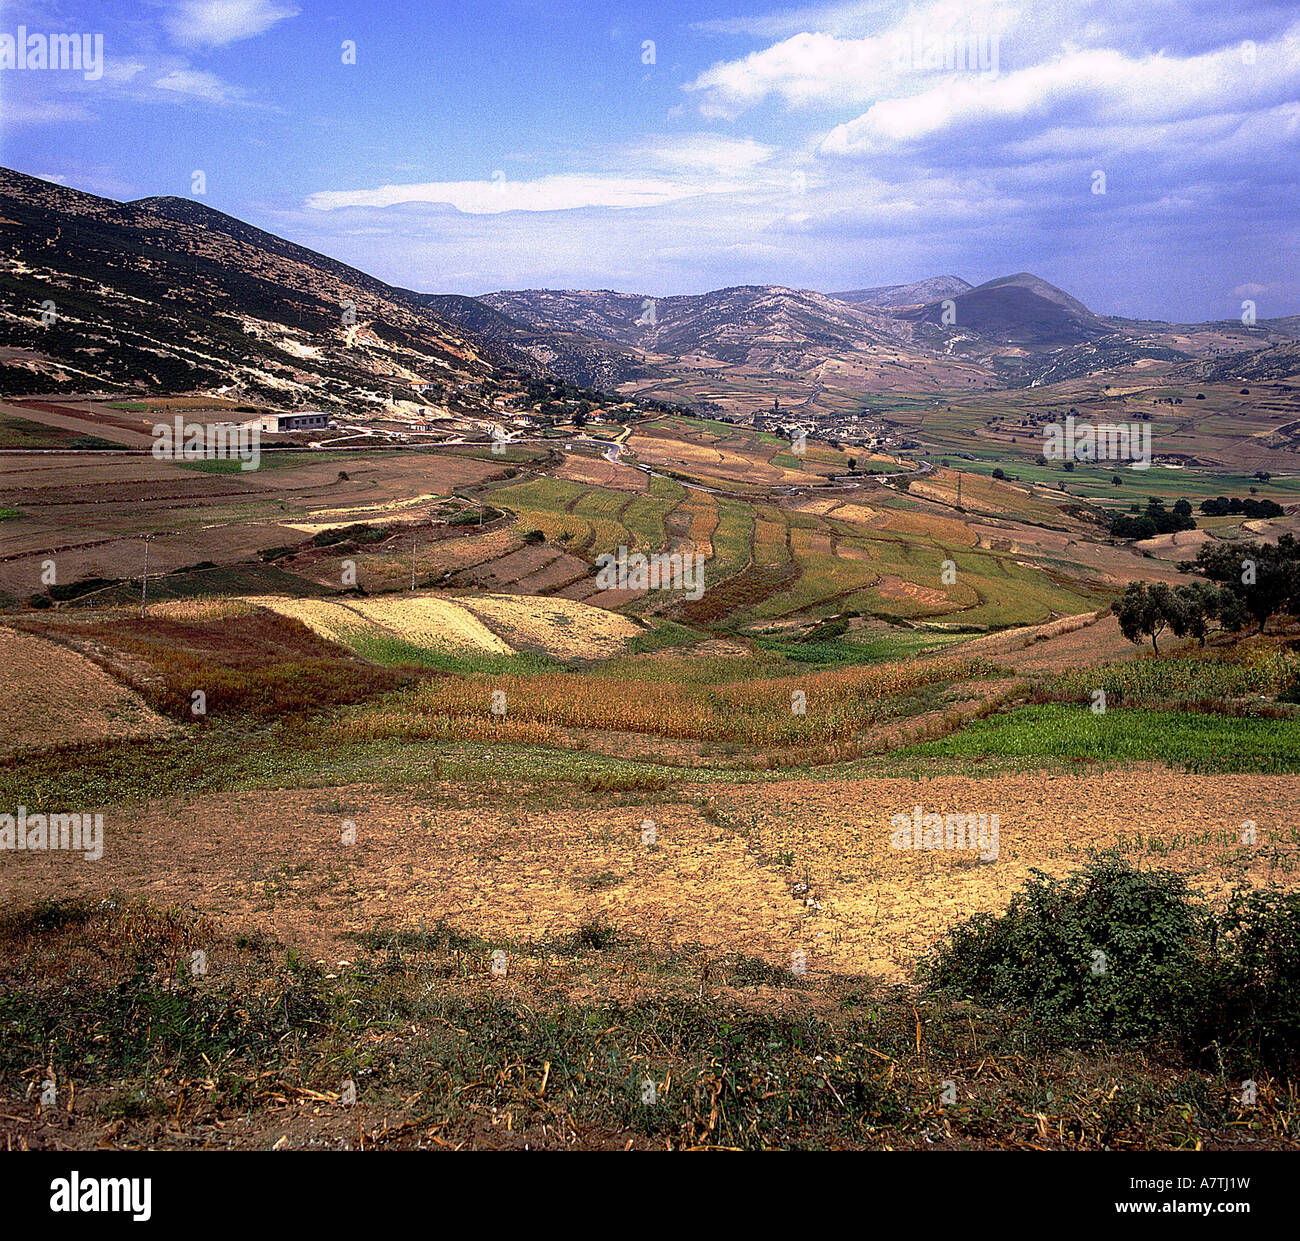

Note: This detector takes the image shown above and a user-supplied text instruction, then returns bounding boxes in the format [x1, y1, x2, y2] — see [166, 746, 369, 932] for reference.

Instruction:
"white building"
[257, 411, 330, 433]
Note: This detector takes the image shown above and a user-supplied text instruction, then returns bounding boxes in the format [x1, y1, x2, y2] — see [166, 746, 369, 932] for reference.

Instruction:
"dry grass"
[0, 626, 177, 755]
[247, 591, 638, 660]
[147, 597, 257, 622]
[458, 595, 640, 659]
[334, 655, 993, 748]
[6, 770, 1294, 988]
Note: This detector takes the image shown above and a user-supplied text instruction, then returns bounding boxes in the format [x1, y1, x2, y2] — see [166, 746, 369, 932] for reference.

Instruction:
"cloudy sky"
[3, 0, 1299, 319]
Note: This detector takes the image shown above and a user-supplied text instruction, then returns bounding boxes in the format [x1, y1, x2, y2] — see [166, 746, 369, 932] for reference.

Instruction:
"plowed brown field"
[6, 769, 1293, 982]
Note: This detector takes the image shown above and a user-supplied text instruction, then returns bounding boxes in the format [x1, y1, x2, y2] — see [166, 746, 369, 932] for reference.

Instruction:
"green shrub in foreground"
[921, 854, 1206, 1041]
[921, 853, 1300, 1071]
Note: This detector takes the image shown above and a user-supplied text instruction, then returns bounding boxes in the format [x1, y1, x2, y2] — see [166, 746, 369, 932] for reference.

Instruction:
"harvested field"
[7, 769, 1294, 985]
[248, 591, 640, 660]
[0, 444, 507, 596]
[555, 454, 648, 492]
[950, 611, 1142, 672]
[0, 626, 176, 754]
[711, 769, 1300, 980]
[875, 575, 949, 606]
[458, 595, 640, 658]
[246, 594, 511, 654]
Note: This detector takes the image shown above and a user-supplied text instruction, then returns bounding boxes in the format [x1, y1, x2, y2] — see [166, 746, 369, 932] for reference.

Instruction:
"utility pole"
[140, 535, 152, 618]
[411, 537, 417, 591]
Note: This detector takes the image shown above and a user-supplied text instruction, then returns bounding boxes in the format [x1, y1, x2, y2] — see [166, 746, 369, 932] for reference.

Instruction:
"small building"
[258, 411, 330, 433]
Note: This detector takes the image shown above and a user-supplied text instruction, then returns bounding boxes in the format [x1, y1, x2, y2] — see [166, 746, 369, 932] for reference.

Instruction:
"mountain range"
[3, 166, 1298, 417]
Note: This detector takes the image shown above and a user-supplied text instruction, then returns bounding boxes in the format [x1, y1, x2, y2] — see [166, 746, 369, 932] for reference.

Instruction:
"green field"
[897, 703, 1300, 773]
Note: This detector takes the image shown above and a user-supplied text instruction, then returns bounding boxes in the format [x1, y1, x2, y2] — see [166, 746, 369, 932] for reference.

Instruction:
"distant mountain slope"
[896, 272, 1113, 349]
[831, 276, 972, 308]
[419, 293, 645, 390]
[484, 284, 911, 367]
[971, 272, 1098, 318]
[5, 166, 1294, 418]
[1174, 339, 1300, 383]
[0, 167, 509, 410]
[484, 283, 1002, 407]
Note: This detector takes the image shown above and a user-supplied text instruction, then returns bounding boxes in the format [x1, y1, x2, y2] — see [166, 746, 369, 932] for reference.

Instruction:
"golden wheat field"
[244, 591, 641, 659]
[457, 595, 641, 658]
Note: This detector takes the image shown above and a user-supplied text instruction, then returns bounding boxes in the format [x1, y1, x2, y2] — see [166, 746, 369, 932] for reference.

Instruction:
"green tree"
[1195, 536, 1300, 632]
[1116, 581, 1182, 654]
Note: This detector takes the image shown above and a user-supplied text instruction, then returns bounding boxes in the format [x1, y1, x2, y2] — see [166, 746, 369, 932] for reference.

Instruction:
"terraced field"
[5, 400, 1300, 1157]
[486, 475, 682, 558]
[247, 591, 642, 661]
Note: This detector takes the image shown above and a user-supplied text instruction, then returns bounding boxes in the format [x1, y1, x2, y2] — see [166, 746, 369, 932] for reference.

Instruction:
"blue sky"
[3, 0, 1299, 320]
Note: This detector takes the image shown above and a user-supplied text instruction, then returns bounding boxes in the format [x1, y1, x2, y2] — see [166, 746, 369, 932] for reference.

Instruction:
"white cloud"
[165, 0, 300, 49]
[152, 67, 249, 105]
[689, 31, 892, 118]
[691, 0, 897, 40]
[686, 0, 1019, 118]
[102, 58, 148, 86]
[0, 96, 94, 126]
[820, 33, 1300, 155]
[304, 172, 751, 215]
[634, 134, 776, 175]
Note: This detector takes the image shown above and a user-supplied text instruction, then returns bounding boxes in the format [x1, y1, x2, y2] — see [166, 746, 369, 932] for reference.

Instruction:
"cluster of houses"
[750, 397, 884, 450]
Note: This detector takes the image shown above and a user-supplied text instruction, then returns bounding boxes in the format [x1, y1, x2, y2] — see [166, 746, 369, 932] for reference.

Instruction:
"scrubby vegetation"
[923, 854, 1300, 1073]
[1045, 643, 1300, 708]
[1108, 496, 1196, 540]
[4, 896, 1296, 1150]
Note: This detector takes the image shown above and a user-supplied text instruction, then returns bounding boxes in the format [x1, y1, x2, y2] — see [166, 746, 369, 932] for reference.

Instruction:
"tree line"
[1117, 534, 1300, 652]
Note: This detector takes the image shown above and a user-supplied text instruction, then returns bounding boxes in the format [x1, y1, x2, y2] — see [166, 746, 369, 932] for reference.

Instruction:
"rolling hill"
[0, 167, 509, 412]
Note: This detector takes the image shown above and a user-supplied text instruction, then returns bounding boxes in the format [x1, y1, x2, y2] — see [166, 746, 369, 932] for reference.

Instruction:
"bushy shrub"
[48, 576, 117, 602]
[921, 854, 1206, 1041]
[1203, 887, 1300, 1069]
[258, 545, 297, 562]
[922, 853, 1300, 1071]
[311, 523, 387, 547]
[449, 507, 501, 526]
